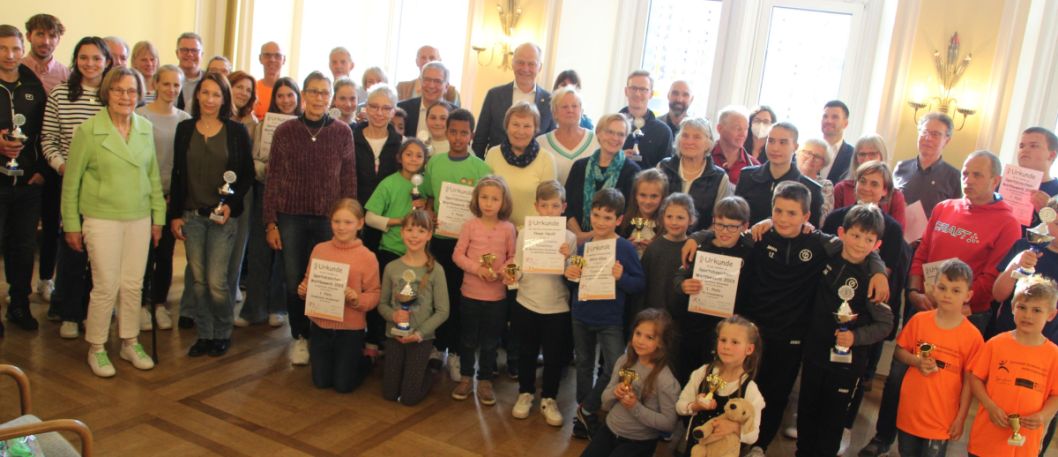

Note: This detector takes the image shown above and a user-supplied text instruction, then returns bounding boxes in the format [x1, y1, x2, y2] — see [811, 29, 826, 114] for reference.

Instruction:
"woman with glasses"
[831, 134, 906, 226]
[743, 105, 776, 163]
[264, 71, 356, 366]
[353, 84, 402, 253]
[563, 112, 640, 244]
[657, 117, 730, 232]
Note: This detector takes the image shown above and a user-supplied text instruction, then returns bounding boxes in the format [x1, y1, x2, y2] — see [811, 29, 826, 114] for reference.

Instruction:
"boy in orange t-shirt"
[894, 259, 983, 456]
[968, 275, 1058, 457]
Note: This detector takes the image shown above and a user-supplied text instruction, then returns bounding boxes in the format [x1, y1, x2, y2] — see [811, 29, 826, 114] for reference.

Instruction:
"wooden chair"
[0, 364, 93, 456]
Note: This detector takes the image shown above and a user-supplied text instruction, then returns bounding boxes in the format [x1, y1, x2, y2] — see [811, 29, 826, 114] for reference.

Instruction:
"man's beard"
[668, 102, 687, 116]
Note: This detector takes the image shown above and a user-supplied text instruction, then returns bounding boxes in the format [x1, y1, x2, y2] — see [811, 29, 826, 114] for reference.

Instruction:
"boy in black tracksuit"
[796, 205, 894, 457]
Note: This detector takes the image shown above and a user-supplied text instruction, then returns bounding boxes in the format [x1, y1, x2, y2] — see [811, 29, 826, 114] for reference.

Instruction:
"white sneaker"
[233, 316, 250, 328]
[448, 354, 462, 382]
[60, 321, 79, 339]
[120, 343, 155, 370]
[235, 288, 244, 303]
[37, 279, 54, 302]
[512, 393, 534, 419]
[155, 307, 173, 330]
[140, 307, 153, 331]
[269, 313, 286, 327]
[88, 349, 116, 377]
[838, 428, 851, 455]
[289, 337, 310, 365]
[540, 397, 563, 426]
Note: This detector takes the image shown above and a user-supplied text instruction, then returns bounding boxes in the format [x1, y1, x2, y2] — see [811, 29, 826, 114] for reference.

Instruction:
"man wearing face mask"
[660, 80, 692, 135]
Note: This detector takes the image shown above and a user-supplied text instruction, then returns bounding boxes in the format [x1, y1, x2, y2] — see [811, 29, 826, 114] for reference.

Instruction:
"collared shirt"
[710, 143, 758, 185]
[511, 82, 534, 106]
[416, 99, 429, 138]
[22, 54, 69, 94]
[893, 156, 961, 217]
[821, 137, 844, 179]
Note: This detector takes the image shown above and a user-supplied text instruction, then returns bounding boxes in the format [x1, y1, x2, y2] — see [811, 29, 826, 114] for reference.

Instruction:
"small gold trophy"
[1008, 414, 1025, 446]
[630, 217, 646, 242]
[618, 368, 639, 389]
[504, 263, 520, 290]
[479, 253, 497, 278]
[698, 370, 727, 408]
[568, 255, 587, 283]
[918, 342, 934, 360]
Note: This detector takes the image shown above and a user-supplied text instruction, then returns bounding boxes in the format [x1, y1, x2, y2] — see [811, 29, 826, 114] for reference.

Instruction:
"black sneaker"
[6, 307, 39, 331]
[571, 416, 591, 440]
[178, 316, 195, 329]
[506, 364, 519, 379]
[208, 339, 231, 357]
[46, 310, 62, 322]
[857, 438, 891, 457]
[574, 406, 599, 439]
[188, 339, 213, 357]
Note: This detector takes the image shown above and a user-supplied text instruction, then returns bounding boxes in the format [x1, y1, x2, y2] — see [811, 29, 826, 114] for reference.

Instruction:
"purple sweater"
[263, 118, 356, 224]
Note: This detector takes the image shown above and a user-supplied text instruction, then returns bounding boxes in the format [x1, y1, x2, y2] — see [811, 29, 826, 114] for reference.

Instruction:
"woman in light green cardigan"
[61, 67, 166, 378]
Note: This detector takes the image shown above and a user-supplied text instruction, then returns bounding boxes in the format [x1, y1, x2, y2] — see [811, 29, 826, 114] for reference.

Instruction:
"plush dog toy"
[689, 397, 755, 457]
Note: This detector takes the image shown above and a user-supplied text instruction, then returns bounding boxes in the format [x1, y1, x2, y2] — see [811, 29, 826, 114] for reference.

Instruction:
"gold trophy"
[619, 368, 639, 389]
[1008, 414, 1025, 446]
[630, 217, 646, 242]
[504, 263, 520, 290]
[918, 342, 934, 360]
[568, 255, 587, 283]
[831, 285, 858, 364]
[480, 253, 497, 279]
[697, 370, 727, 408]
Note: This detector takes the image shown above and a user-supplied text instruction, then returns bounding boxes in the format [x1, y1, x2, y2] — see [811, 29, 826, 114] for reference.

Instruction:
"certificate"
[259, 112, 297, 157]
[435, 181, 474, 237]
[689, 251, 743, 317]
[522, 216, 567, 274]
[922, 257, 956, 291]
[579, 238, 616, 301]
[304, 259, 350, 322]
[903, 201, 928, 244]
[999, 164, 1044, 226]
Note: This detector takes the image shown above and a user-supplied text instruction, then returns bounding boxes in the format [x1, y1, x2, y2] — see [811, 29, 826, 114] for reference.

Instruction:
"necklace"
[303, 122, 324, 142]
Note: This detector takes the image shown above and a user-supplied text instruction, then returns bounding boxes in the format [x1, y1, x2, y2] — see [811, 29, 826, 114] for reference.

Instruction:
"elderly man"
[711, 106, 757, 184]
[175, 32, 204, 110]
[397, 61, 452, 138]
[472, 42, 554, 157]
[252, 41, 285, 120]
[620, 70, 672, 169]
[660, 80, 692, 135]
[22, 14, 67, 93]
[396, 45, 460, 105]
[735, 122, 823, 226]
[103, 36, 128, 67]
[820, 100, 854, 181]
[893, 112, 962, 218]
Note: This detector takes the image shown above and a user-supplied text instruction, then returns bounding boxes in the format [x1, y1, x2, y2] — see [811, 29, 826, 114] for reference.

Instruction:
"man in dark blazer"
[822, 100, 854, 182]
[397, 61, 454, 138]
[472, 42, 555, 157]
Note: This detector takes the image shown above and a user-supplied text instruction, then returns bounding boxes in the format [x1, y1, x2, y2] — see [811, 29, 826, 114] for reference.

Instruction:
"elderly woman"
[657, 118, 731, 232]
[537, 86, 598, 185]
[796, 138, 835, 220]
[353, 84, 403, 253]
[553, 70, 593, 129]
[563, 113, 641, 243]
[331, 77, 358, 124]
[61, 67, 165, 377]
[169, 72, 254, 357]
[484, 102, 559, 229]
[136, 64, 190, 331]
[743, 105, 776, 162]
[264, 71, 356, 365]
[832, 134, 907, 226]
[131, 41, 159, 102]
[206, 56, 232, 77]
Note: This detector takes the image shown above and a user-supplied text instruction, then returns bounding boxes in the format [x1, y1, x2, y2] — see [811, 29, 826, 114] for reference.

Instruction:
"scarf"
[500, 136, 540, 168]
[581, 148, 626, 230]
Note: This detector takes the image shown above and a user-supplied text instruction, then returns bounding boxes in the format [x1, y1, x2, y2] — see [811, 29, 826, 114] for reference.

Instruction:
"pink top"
[22, 55, 69, 94]
[300, 239, 381, 330]
[832, 179, 908, 227]
[453, 217, 517, 301]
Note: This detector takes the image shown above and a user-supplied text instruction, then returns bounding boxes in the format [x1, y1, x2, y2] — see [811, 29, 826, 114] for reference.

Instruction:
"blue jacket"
[569, 236, 646, 326]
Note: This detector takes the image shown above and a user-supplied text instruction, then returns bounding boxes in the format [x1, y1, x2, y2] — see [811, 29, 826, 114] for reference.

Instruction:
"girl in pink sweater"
[297, 198, 381, 393]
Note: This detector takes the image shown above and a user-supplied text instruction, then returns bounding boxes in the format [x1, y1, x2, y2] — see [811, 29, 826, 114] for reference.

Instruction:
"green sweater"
[422, 152, 492, 229]
[377, 258, 450, 340]
[61, 109, 165, 231]
[365, 172, 416, 255]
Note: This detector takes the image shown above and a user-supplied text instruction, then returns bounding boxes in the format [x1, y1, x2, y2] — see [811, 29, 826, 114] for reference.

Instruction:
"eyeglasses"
[626, 86, 651, 94]
[303, 89, 331, 98]
[919, 130, 947, 140]
[856, 151, 881, 159]
[260, 52, 284, 60]
[421, 76, 445, 86]
[177, 47, 201, 55]
[713, 221, 743, 233]
[366, 103, 394, 112]
[109, 87, 138, 98]
[599, 128, 627, 137]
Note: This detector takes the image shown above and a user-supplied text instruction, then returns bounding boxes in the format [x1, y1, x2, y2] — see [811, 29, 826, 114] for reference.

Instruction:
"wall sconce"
[907, 32, 976, 130]
[472, 1, 522, 71]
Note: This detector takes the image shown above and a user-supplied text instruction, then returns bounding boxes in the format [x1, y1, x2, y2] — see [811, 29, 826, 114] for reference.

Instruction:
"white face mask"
[751, 122, 772, 139]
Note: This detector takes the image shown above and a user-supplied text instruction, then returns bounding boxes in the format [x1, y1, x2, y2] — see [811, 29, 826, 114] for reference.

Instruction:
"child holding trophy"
[968, 275, 1058, 457]
[580, 308, 678, 457]
[617, 168, 668, 256]
[450, 176, 516, 405]
[378, 210, 449, 406]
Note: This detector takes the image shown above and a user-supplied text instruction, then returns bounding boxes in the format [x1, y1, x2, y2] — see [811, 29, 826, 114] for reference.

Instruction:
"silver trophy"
[1, 113, 27, 177]
[1014, 207, 1056, 278]
[392, 269, 418, 337]
[410, 174, 424, 202]
[628, 117, 646, 162]
[831, 285, 858, 364]
[210, 171, 237, 223]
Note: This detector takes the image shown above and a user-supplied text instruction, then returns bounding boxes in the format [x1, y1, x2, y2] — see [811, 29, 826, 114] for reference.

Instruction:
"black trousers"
[38, 167, 61, 281]
[796, 359, 861, 457]
[431, 237, 463, 354]
[512, 303, 572, 398]
[54, 231, 91, 322]
[581, 424, 659, 457]
[755, 336, 804, 450]
[309, 323, 366, 393]
[0, 185, 41, 310]
[143, 213, 175, 305]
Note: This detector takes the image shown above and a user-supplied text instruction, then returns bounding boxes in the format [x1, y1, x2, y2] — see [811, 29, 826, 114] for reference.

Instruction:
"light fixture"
[472, 1, 522, 71]
[907, 32, 976, 130]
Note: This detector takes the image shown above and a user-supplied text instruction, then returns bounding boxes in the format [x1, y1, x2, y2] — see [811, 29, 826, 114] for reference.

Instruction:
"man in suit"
[396, 45, 460, 105]
[621, 70, 672, 169]
[472, 42, 555, 157]
[821, 100, 853, 182]
[397, 61, 452, 139]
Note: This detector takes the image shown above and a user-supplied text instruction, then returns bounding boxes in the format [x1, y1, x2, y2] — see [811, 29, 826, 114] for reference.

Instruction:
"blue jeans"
[459, 297, 507, 380]
[572, 319, 625, 414]
[277, 213, 332, 339]
[897, 430, 949, 457]
[182, 212, 237, 340]
[227, 191, 251, 304]
[242, 182, 285, 322]
[309, 323, 366, 393]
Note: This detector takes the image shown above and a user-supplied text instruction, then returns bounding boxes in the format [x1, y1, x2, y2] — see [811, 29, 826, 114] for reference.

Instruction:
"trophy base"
[391, 326, 413, 338]
[569, 278, 580, 283]
[1008, 435, 1025, 447]
[209, 212, 225, 223]
[1013, 267, 1035, 279]
[830, 348, 853, 364]
[0, 167, 24, 177]
[507, 284, 518, 290]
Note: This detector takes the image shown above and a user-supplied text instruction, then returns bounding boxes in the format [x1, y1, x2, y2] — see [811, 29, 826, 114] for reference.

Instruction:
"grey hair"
[550, 86, 583, 114]
[716, 105, 749, 127]
[104, 36, 129, 54]
[801, 138, 831, 167]
[675, 117, 715, 156]
[366, 83, 397, 105]
[330, 46, 351, 58]
[967, 150, 1002, 178]
[176, 32, 202, 47]
[422, 61, 449, 83]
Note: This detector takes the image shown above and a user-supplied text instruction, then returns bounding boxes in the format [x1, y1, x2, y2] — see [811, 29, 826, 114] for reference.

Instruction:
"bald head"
[259, 41, 285, 77]
[416, 46, 440, 70]
[667, 80, 693, 117]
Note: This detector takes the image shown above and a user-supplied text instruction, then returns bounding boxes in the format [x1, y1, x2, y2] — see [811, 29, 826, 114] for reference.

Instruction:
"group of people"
[4, 12, 1058, 457]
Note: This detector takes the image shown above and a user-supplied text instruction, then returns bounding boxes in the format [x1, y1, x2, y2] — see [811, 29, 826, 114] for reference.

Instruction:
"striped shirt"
[42, 83, 104, 172]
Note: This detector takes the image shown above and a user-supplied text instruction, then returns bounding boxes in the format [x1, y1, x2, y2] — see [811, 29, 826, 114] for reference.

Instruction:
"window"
[640, 0, 723, 115]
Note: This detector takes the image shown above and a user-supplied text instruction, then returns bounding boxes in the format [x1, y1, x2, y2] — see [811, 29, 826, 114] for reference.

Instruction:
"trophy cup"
[831, 285, 858, 364]
[410, 173, 425, 202]
[629, 117, 645, 162]
[568, 255, 587, 283]
[1, 113, 28, 177]
[1008, 414, 1025, 446]
[210, 171, 237, 223]
[918, 342, 934, 360]
[630, 217, 646, 242]
[697, 370, 727, 408]
[480, 253, 497, 279]
[392, 269, 418, 337]
[504, 263, 520, 290]
[618, 368, 639, 389]
[1014, 207, 1057, 278]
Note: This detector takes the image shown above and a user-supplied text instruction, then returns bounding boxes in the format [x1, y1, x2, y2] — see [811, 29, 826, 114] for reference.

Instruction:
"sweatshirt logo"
[845, 278, 859, 290]
[25, 94, 34, 101]
[799, 249, 812, 262]
[932, 221, 979, 244]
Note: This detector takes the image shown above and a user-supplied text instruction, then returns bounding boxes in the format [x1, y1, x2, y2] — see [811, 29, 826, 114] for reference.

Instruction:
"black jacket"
[352, 121, 402, 205]
[472, 82, 555, 157]
[735, 163, 824, 227]
[563, 155, 641, 230]
[619, 108, 673, 169]
[397, 97, 453, 137]
[0, 65, 47, 186]
[657, 155, 729, 232]
[826, 141, 855, 182]
[169, 118, 255, 219]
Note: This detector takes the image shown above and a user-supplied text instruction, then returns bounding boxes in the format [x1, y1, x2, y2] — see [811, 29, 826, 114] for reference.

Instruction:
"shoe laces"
[94, 352, 112, 367]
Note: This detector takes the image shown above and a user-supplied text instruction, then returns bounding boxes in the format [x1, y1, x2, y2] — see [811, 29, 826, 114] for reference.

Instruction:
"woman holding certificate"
[483, 102, 558, 229]
[656, 117, 730, 232]
[169, 72, 254, 357]
[264, 71, 356, 366]
[564, 113, 641, 244]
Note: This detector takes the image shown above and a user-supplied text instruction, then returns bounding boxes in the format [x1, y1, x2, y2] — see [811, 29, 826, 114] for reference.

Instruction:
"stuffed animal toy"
[689, 397, 755, 457]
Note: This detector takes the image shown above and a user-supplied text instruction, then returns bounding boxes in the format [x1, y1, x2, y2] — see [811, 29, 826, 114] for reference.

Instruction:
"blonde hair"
[329, 198, 364, 220]
[469, 175, 514, 221]
[1014, 275, 1058, 311]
